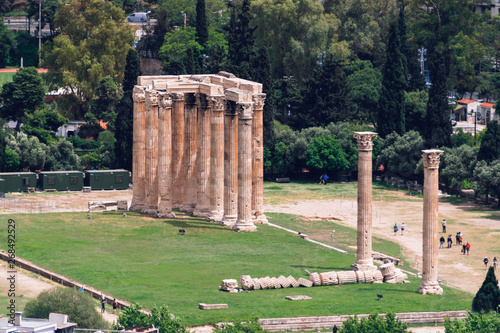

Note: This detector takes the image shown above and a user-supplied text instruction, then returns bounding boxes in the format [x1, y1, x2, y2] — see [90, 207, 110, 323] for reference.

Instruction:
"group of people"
[101, 297, 118, 314]
[393, 223, 405, 235]
[319, 173, 329, 185]
[439, 220, 471, 254]
[484, 257, 498, 270]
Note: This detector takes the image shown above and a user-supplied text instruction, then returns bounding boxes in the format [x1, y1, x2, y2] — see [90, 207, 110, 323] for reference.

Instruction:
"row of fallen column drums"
[220, 263, 409, 292]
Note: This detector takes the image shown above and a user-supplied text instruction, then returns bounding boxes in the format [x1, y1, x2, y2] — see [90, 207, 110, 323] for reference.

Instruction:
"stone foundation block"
[199, 303, 228, 310]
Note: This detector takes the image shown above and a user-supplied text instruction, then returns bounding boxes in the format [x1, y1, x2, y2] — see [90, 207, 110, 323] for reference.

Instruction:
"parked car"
[127, 12, 148, 22]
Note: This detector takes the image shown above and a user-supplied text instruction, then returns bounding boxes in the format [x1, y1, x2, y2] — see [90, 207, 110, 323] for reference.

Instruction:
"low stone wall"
[258, 310, 468, 331]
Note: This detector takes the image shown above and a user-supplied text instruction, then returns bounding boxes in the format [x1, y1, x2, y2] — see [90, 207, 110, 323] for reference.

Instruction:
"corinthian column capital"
[145, 89, 159, 106]
[159, 93, 172, 109]
[133, 85, 146, 102]
[422, 150, 444, 169]
[209, 96, 226, 111]
[237, 102, 253, 119]
[353, 132, 378, 151]
[252, 94, 266, 110]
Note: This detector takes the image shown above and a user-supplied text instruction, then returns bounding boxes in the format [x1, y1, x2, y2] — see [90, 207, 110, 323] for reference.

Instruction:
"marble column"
[130, 86, 146, 210]
[181, 93, 198, 213]
[252, 94, 267, 224]
[142, 90, 159, 214]
[193, 94, 211, 217]
[221, 101, 238, 226]
[233, 102, 257, 232]
[207, 96, 225, 222]
[156, 92, 175, 218]
[351, 132, 378, 271]
[418, 149, 444, 295]
[171, 93, 185, 209]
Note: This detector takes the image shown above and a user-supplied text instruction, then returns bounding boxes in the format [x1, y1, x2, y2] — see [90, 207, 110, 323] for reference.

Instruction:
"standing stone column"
[131, 86, 146, 210]
[156, 93, 175, 218]
[207, 96, 225, 222]
[181, 93, 198, 213]
[233, 102, 257, 232]
[141, 90, 159, 214]
[351, 132, 378, 271]
[221, 101, 238, 226]
[171, 93, 185, 209]
[252, 94, 267, 224]
[193, 94, 211, 217]
[418, 149, 444, 295]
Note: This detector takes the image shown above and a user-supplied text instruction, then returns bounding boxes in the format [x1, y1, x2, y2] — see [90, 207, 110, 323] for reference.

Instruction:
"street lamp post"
[37, 0, 45, 66]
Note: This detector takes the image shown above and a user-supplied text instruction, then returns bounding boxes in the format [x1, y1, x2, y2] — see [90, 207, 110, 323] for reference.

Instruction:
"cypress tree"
[195, 0, 208, 48]
[226, 0, 255, 79]
[398, 4, 409, 89]
[423, 45, 452, 148]
[377, 20, 406, 138]
[478, 120, 500, 163]
[472, 266, 500, 313]
[114, 48, 142, 171]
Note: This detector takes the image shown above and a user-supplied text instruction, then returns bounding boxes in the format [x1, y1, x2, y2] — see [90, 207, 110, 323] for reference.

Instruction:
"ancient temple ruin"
[130, 73, 266, 232]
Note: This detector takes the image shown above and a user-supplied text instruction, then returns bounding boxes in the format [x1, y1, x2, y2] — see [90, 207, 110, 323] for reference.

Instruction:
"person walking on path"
[447, 235, 453, 248]
[401, 223, 405, 235]
[494, 257, 498, 269]
[466, 242, 470, 255]
[393, 223, 399, 236]
[319, 174, 325, 185]
[112, 298, 117, 314]
[456, 232, 460, 245]
[484, 256, 489, 269]
[101, 297, 106, 313]
[442, 219, 446, 233]
[459, 232, 463, 245]
[439, 236, 445, 249]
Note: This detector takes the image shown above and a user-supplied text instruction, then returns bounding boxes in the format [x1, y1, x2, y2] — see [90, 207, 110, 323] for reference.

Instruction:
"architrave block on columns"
[252, 94, 267, 224]
[418, 149, 444, 295]
[207, 96, 225, 222]
[351, 132, 378, 271]
[141, 89, 159, 214]
[233, 102, 257, 232]
[221, 101, 238, 226]
[130, 86, 146, 210]
[193, 94, 211, 217]
[156, 92, 176, 218]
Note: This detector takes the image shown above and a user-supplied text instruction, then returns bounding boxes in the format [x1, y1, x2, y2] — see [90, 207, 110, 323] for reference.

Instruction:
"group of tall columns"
[352, 132, 443, 295]
[130, 73, 267, 232]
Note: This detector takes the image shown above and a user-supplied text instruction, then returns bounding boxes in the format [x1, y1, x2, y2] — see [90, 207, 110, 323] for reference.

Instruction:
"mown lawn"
[0, 72, 15, 89]
[1, 211, 472, 326]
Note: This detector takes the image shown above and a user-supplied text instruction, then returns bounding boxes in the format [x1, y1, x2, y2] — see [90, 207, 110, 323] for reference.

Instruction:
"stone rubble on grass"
[219, 279, 239, 292]
[298, 277, 313, 287]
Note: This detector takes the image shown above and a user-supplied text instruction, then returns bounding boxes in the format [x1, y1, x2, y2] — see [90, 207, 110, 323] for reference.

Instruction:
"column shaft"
[131, 86, 146, 210]
[252, 94, 267, 224]
[193, 94, 211, 217]
[141, 90, 159, 214]
[418, 150, 444, 295]
[207, 96, 225, 222]
[181, 93, 198, 212]
[221, 102, 238, 226]
[352, 132, 378, 271]
[171, 93, 185, 209]
[233, 102, 256, 232]
[156, 93, 175, 218]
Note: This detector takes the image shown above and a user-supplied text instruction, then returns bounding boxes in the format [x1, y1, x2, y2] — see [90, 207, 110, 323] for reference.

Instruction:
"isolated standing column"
[233, 102, 257, 232]
[418, 149, 444, 295]
[252, 94, 267, 224]
[351, 132, 378, 271]
[142, 89, 159, 214]
[156, 92, 175, 218]
[130, 86, 146, 210]
[207, 96, 225, 222]
[221, 101, 238, 226]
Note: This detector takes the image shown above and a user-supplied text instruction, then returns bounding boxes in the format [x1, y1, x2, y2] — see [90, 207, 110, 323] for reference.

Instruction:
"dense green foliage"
[445, 311, 500, 332]
[115, 304, 186, 333]
[339, 313, 409, 333]
[24, 288, 101, 328]
[478, 121, 500, 163]
[214, 320, 267, 333]
[472, 267, 500, 313]
[0, 20, 17, 68]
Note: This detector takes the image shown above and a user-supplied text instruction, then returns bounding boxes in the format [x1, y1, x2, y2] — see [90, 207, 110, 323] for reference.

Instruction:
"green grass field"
[1, 210, 472, 326]
[0, 72, 15, 89]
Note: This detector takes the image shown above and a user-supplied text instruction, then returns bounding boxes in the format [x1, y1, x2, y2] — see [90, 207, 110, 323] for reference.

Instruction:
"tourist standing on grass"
[439, 236, 445, 249]
[393, 223, 399, 235]
[401, 223, 405, 235]
[323, 173, 329, 185]
[494, 257, 498, 269]
[319, 174, 325, 185]
[484, 256, 489, 269]
[442, 219, 446, 233]
[466, 242, 470, 255]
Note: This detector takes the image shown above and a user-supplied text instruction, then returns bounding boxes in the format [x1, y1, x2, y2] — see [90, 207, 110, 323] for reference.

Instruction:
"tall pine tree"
[226, 0, 255, 79]
[195, 0, 208, 48]
[114, 48, 142, 171]
[472, 266, 500, 313]
[478, 120, 500, 163]
[377, 20, 406, 138]
[423, 45, 452, 148]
